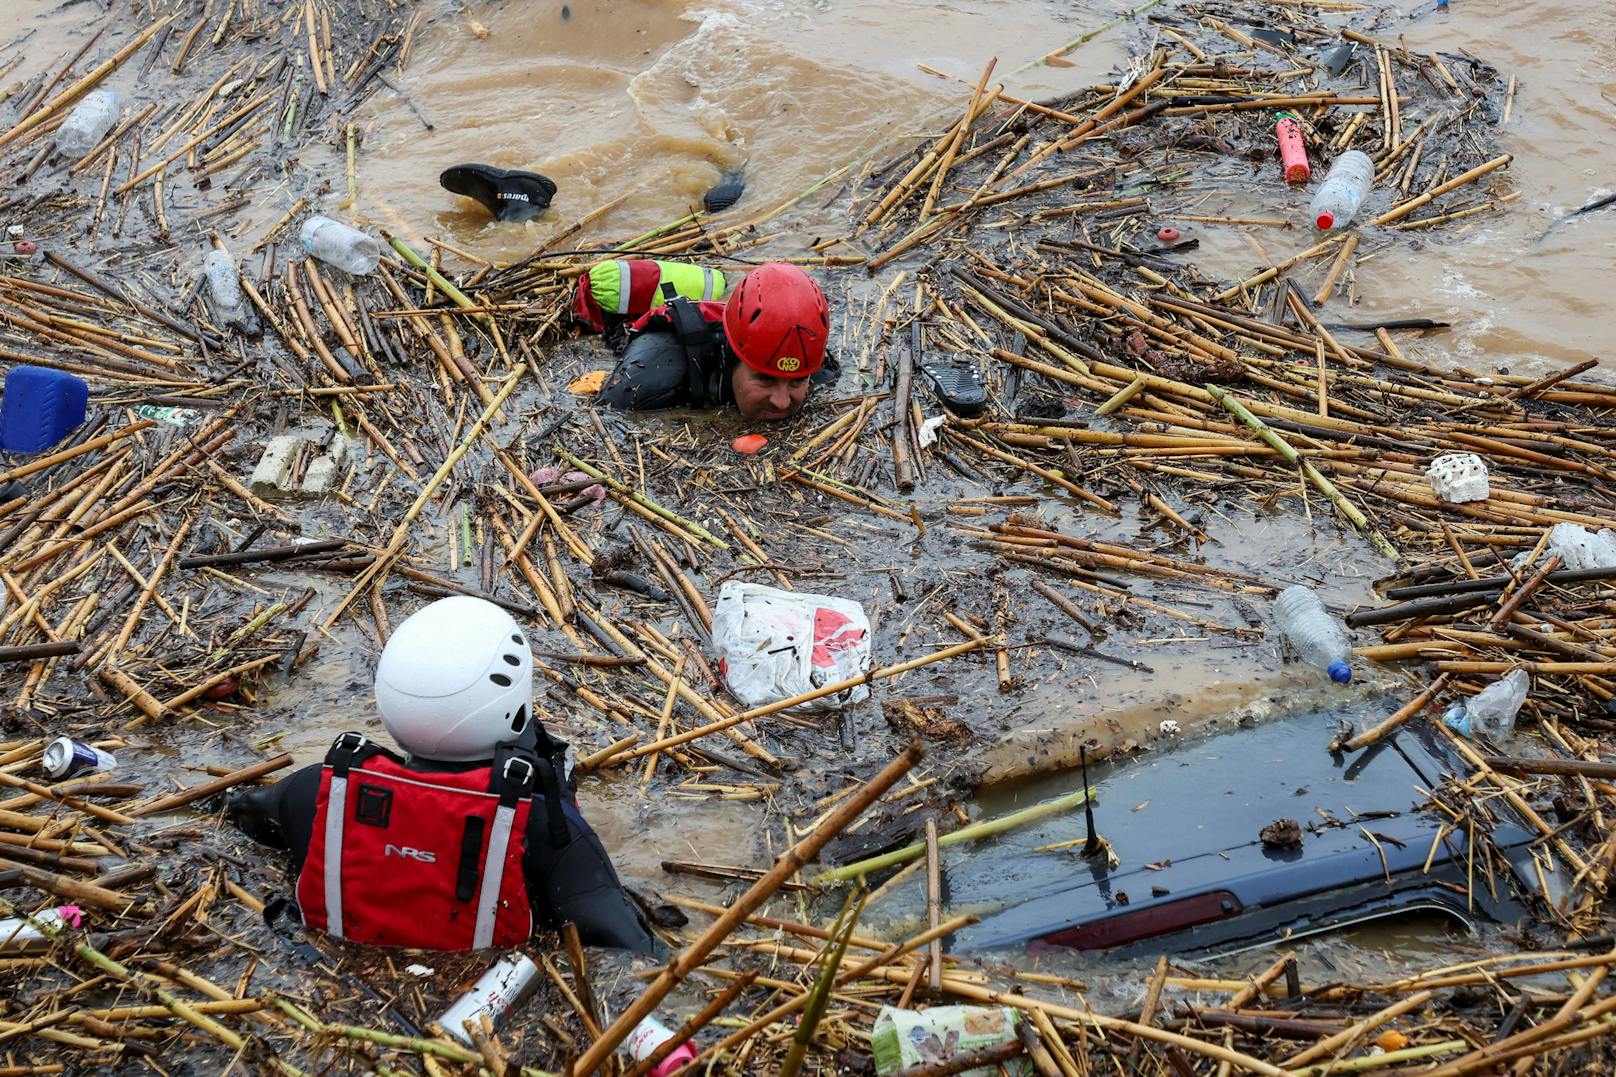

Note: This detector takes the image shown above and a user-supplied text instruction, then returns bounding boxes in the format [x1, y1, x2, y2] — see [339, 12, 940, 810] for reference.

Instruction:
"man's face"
[731, 364, 810, 422]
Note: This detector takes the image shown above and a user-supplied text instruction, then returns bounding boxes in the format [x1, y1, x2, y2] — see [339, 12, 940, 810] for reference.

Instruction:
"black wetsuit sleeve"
[596, 330, 698, 412]
[225, 763, 324, 872]
[525, 797, 655, 953]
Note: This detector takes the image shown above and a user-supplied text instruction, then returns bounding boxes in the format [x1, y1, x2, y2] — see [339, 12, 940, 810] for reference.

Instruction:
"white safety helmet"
[374, 595, 533, 762]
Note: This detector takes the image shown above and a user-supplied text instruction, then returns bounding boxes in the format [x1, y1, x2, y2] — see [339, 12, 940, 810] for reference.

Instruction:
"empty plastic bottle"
[625, 1015, 698, 1077]
[1273, 585, 1353, 684]
[1309, 150, 1375, 230]
[56, 90, 118, 157]
[1443, 669, 1530, 740]
[203, 249, 250, 327]
[300, 216, 380, 275]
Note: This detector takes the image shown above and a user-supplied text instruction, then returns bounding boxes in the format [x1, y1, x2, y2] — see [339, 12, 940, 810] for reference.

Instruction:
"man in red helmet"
[596, 262, 835, 422]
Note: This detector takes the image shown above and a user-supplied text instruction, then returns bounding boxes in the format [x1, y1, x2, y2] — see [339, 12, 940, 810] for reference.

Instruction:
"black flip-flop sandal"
[439, 163, 557, 222]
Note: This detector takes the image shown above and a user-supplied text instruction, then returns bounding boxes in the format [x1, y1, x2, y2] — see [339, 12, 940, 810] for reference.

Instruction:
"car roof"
[951, 709, 1535, 953]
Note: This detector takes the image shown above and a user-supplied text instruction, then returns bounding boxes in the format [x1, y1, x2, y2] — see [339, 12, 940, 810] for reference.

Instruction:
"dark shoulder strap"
[660, 284, 725, 407]
[324, 732, 398, 777]
[495, 735, 572, 848]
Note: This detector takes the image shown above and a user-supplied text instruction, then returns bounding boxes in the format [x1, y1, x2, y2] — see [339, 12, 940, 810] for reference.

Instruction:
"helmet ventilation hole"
[490, 673, 512, 687]
[511, 705, 528, 734]
[502, 653, 520, 666]
[511, 633, 523, 645]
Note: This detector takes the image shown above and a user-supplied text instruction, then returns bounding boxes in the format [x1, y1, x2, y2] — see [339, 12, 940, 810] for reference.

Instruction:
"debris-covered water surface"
[3, 0, 1616, 1073]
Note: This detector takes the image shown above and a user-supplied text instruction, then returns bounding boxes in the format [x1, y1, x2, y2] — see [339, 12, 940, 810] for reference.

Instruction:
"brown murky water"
[334, 0, 1616, 375]
[346, 0, 1130, 257]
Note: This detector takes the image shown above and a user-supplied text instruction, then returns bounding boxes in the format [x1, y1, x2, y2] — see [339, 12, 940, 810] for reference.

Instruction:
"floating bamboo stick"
[571, 742, 924, 1076]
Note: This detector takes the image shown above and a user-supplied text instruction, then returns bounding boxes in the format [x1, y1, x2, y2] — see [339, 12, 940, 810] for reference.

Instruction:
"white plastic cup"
[300, 216, 381, 275]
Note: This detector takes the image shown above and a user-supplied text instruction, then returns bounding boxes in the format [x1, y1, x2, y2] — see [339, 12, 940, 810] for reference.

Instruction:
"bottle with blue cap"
[1273, 584, 1353, 684]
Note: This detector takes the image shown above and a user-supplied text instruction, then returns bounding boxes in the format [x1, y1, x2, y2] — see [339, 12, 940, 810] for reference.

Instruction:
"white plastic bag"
[712, 582, 872, 712]
[1547, 522, 1616, 571]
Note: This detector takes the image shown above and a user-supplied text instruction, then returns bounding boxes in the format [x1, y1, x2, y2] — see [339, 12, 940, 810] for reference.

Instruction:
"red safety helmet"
[721, 263, 829, 379]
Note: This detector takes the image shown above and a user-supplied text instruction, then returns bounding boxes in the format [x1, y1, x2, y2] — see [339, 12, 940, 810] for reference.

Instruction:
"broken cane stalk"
[572, 743, 923, 1075]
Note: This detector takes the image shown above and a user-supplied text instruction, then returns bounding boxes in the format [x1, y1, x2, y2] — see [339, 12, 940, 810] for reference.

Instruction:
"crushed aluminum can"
[42, 737, 117, 780]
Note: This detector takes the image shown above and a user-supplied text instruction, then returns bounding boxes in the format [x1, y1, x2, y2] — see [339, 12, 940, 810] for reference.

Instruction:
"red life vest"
[296, 734, 543, 950]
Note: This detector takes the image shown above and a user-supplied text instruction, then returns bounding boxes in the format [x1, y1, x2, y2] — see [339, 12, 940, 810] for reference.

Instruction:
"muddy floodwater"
[363, 0, 1615, 374]
[4, 0, 1612, 1006]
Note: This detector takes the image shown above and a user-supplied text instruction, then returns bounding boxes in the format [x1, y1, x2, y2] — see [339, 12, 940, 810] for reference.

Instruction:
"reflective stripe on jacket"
[572, 259, 727, 332]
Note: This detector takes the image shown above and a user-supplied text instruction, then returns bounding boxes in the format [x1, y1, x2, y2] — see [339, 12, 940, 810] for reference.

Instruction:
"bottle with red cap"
[1309, 150, 1375, 230]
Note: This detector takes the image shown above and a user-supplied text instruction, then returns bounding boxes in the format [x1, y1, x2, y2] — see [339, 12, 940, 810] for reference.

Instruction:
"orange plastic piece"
[569, 370, 608, 394]
[1277, 114, 1312, 184]
[731, 433, 769, 454]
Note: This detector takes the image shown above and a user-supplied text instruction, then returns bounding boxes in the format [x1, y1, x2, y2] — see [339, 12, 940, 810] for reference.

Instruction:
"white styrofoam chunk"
[1426, 452, 1490, 503]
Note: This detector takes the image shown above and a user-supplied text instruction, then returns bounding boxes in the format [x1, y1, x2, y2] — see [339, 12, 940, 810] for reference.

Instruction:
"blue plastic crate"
[0, 366, 88, 454]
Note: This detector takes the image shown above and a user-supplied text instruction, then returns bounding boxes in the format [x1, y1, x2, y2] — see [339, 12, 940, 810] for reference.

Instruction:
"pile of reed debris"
[4, 0, 1616, 1072]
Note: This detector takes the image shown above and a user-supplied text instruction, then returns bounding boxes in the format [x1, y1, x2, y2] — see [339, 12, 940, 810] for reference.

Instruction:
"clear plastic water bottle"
[625, 1015, 698, 1077]
[300, 216, 381, 275]
[1443, 669, 1530, 741]
[1273, 585, 1353, 684]
[56, 90, 118, 157]
[1309, 150, 1375, 230]
[203, 249, 250, 327]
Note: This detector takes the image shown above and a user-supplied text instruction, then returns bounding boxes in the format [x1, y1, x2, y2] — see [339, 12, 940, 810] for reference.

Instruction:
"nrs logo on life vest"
[385, 844, 437, 863]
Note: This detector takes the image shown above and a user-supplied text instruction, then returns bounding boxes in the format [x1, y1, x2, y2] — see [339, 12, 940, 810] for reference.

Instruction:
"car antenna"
[1080, 745, 1100, 858]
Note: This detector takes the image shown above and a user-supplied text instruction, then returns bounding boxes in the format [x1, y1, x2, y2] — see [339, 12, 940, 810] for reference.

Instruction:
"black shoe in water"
[923, 361, 989, 417]
[703, 171, 746, 213]
[439, 163, 557, 222]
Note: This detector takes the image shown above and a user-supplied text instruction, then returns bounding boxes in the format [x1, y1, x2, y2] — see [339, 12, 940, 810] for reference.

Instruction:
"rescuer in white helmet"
[229, 596, 653, 951]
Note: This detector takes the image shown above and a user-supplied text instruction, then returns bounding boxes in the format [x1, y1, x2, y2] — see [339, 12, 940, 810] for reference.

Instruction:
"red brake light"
[1039, 891, 1243, 951]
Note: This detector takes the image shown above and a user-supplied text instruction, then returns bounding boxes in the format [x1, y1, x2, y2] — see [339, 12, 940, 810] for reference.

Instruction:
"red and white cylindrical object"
[437, 954, 540, 1044]
[625, 1015, 699, 1077]
[1276, 114, 1311, 184]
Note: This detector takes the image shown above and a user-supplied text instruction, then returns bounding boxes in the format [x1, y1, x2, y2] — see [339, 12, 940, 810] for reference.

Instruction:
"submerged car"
[951, 708, 1551, 956]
